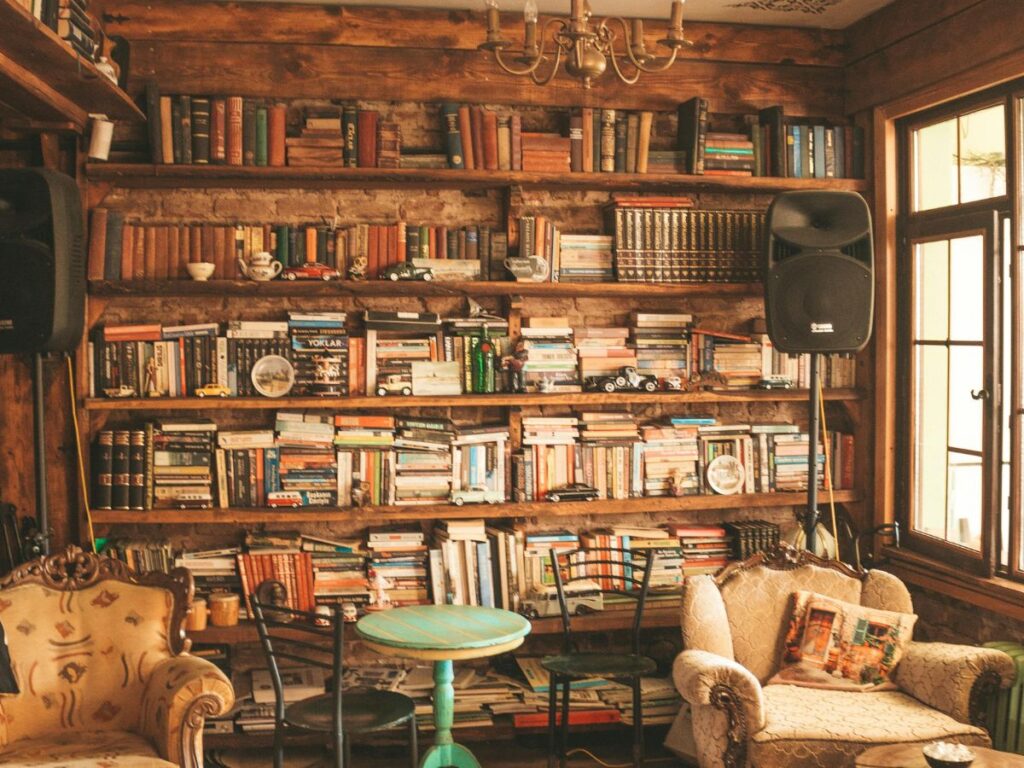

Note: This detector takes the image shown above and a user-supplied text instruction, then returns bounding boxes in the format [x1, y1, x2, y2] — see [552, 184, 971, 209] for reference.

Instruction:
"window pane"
[949, 235, 985, 341]
[914, 344, 949, 539]
[949, 345, 983, 452]
[914, 118, 958, 211]
[960, 104, 1006, 203]
[948, 452, 983, 550]
[915, 240, 949, 340]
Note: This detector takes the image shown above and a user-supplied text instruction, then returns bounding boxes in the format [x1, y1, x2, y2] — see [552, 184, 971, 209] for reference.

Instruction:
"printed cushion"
[768, 589, 917, 691]
[0, 729, 175, 767]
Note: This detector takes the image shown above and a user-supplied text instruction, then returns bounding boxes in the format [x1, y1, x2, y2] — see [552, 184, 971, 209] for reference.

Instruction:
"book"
[677, 97, 708, 175]
[441, 103, 465, 169]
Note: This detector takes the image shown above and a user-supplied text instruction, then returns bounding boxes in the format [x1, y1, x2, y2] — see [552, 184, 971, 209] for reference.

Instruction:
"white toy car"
[450, 485, 504, 506]
[521, 580, 604, 618]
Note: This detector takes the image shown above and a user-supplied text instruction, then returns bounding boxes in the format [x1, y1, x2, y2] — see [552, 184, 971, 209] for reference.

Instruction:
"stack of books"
[393, 417, 455, 506]
[151, 419, 217, 510]
[556, 234, 614, 283]
[285, 111, 344, 167]
[273, 412, 338, 506]
[303, 534, 371, 610]
[367, 527, 431, 607]
[215, 429, 276, 507]
[176, 546, 244, 606]
[520, 132, 571, 173]
[704, 131, 756, 177]
[288, 311, 349, 397]
[725, 520, 782, 559]
[523, 530, 579, 590]
[599, 677, 683, 726]
[568, 108, 657, 174]
[440, 103, 522, 172]
[770, 432, 824, 492]
[638, 417, 707, 497]
[576, 412, 641, 500]
[668, 523, 734, 578]
[630, 312, 692, 385]
[432, 519, 493, 606]
[516, 215, 561, 276]
[226, 320, 291, 397]
[518, 317, 579, 392]
[693, 329, 764, 389]
[364, 310, 441, 396]
[406, 223, 492, 280]
[103, 539, 174, 572]
[518, 417, 579, 501]
[443, 315, 511, 394]
[575, 326, 636, 384]
[619, 528, 684, 592]
[238, 531, 316, 611]
[333, 414, 395, 507]
[55, 0, 100, 61]
[451, 423, 510, 501]
[376, 121, 402, 169]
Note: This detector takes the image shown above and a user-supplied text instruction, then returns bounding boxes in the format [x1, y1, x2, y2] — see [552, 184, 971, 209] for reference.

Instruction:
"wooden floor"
[209, 737, 689, 767]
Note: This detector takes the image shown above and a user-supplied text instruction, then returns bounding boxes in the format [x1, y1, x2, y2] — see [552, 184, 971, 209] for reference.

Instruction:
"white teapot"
[238, 251, 283, 281]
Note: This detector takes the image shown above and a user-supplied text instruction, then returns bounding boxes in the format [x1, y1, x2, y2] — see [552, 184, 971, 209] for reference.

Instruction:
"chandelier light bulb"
[523, 0, 539, 24]
[484, 0, 498, 8]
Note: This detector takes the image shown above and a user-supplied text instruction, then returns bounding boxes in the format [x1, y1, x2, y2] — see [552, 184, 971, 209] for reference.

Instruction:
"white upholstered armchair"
[667, 546, 1016, 768]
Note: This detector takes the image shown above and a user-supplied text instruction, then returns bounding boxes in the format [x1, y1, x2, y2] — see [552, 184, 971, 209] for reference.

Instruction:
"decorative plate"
[251, 354, 295, 398]
[706, 454, 745, 495]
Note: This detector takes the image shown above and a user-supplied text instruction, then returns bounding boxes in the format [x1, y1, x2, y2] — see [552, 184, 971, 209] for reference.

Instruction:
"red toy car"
[283, 263, 340, 281]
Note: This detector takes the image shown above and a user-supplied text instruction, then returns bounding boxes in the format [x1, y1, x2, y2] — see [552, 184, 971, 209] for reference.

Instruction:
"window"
[899, 91, 1011, 578]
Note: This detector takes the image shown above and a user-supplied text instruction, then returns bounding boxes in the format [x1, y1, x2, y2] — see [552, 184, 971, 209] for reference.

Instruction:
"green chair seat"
[285, 690, 416, 734]
[541, 652, 657, 679]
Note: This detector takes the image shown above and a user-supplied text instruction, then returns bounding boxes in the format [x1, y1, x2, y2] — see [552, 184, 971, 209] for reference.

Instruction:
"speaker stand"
[32, 353, 49, 556]
[804, 352, 820, 552]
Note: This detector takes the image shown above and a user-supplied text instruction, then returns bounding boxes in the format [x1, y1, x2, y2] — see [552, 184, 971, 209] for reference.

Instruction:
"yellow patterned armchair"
[666, 546, 1016, 768]
[0, 546, 234, 768]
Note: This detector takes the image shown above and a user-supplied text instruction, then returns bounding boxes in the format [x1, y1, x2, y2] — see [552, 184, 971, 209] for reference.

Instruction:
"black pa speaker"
[764, 190, 873, 354]
[0, 169, 84, 354]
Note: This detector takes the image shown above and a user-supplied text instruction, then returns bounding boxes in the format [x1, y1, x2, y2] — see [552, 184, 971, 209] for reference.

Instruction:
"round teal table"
[357, 605, 531, 768]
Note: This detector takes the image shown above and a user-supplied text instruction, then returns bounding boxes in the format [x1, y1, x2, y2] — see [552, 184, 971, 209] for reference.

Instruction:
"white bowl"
[186, 262, 216, 281]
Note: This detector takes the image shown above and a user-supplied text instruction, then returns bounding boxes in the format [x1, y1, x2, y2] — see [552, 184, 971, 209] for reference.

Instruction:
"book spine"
[145, 82, 163, 164]
[268, 103, 287, 167]
[179, 95, 193, 164]
[210, 97, 226, 164]
[357, 110, 378, 168]
[442, 103, 465, 169]
[226, 96, 243, 166]
[342, 105, 358, 168]
[255, 104, 269, 166]
[191, 96, 211, 164]
[242, 99, 257, 166]
[92, 431, 113, 509]
[111, 430, 131, 510]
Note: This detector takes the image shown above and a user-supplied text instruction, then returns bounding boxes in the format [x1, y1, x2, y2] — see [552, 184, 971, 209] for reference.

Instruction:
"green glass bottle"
[472, 324, 496, 394]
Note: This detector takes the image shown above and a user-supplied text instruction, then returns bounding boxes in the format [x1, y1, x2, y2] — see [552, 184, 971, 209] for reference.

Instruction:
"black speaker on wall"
[764, 190, 874, 354]
[0, 169, 84, 354]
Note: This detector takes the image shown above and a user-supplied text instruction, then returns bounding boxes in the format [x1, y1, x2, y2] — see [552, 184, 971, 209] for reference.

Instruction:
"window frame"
[897, 83, 1015, 580]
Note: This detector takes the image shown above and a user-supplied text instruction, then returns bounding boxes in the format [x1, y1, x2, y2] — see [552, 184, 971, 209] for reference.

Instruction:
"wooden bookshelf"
[0, 0, 144, 128]
[187, 606, 679, 646]
[85, 163, 870, 193]
[89, 490, 860, 526]
[88, 279, 762, 300]
[82, 388, 862, 412]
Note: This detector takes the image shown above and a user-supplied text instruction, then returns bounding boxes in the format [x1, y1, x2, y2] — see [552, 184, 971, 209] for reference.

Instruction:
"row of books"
[567, 108, 671, 174]
[610, 200, 765, 284]
[18, 0, 102, 61]
[678, 98, 864, 179]
[89, 408, 853, 512]
[85, 209, 509, 283]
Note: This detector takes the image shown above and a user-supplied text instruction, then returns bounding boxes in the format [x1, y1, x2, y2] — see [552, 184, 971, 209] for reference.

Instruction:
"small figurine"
[314, 605, 332, 627]
[667, 471, 686, 498]
[144, 356, 161, 397]
[381, 262, 434, 282]
[351, 480, 371, 508]
[283, 262, 340, 281]
[585, 365, 659, 393]
[342, 603, 359, 623]
[348, 256, 368, 281]
[366, 572, 393, 611]
[537, 377, 557, 393]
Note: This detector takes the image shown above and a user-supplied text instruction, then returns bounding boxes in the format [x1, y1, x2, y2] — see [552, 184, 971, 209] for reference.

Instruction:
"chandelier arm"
[531, 42, 564, 85]
[493, 47, 547, 77]
[602, 16, 680, 75]
[599, 20, 642, 85]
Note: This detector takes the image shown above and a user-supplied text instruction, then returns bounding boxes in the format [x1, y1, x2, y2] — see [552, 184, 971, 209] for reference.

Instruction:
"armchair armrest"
[895, 641, 1015, 725]
[673, 649, 766, 733]
[139, 654, 235, 768]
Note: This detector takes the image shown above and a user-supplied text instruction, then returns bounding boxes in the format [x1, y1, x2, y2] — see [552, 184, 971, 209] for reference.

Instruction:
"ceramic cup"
[209, 593, 240, 627]
[186, 598, 208, 632]
[186, 262, 216, 281]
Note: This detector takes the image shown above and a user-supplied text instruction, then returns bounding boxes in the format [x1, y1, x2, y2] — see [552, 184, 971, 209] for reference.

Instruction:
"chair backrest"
[250, 595, 343, 732]
[0, 546, 191, 748]
[688, 545, 912, 684]
[550, 547, 654, 655]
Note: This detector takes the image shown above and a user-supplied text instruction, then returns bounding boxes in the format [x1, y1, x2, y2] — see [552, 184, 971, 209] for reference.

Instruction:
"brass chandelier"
[479, 0, 692, 88]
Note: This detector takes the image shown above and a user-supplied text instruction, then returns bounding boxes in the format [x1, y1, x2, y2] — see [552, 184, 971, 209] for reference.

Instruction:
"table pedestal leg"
[418, 659, 481, 768]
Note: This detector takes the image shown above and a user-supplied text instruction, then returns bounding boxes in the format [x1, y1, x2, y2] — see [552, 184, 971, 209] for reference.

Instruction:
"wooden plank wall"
[102, 1, 847, 117]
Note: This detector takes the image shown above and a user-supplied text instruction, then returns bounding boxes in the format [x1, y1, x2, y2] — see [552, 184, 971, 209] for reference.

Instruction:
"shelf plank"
[88, 279, 762, 299]
[85, 163, 869, 193]
[0, 0, 144, 124]
[90, 490, 860, 525]
[83, 388, 863, 412]
[188, 607, 679, 646]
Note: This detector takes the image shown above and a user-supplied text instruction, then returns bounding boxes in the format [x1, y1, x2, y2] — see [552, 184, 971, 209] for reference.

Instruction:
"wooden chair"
[250, 598, 418, 768]
[542, 547, 658, 768]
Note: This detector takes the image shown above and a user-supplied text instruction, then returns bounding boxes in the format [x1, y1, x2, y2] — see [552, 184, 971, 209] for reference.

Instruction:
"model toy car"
[103, 385, 137, 398]
[195, 383, 231, 398]
[283, 262, 340, 281]
[174, 493, 213, 509]
[758, 376, 794, 390]
[450, 484, 504, 506]
[520, 580, 604, 618]
[663, 375, 684, 391]
[546, 483, 600, 503]
[376, 375, 413, 397]
[268, 491, 303, 508]
[586, 366, 659, 393]
[381, 262, 434, 282]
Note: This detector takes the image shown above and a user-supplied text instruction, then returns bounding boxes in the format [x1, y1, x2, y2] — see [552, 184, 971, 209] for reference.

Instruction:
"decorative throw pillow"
[768, 589, 917, 692]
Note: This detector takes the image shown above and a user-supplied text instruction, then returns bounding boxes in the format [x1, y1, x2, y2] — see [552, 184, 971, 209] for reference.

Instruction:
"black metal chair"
[250, 597, 418, 768]
[542, 546, 658, 768]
